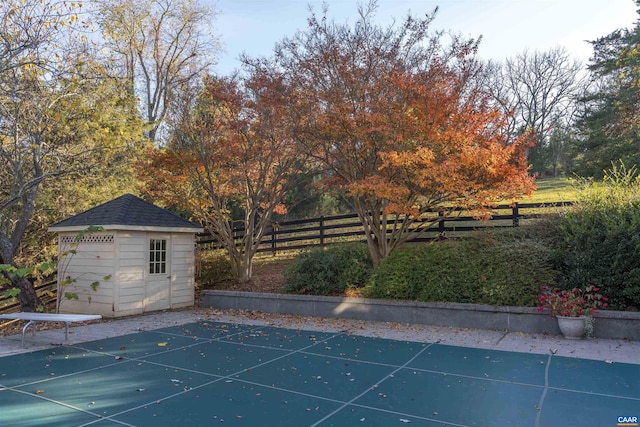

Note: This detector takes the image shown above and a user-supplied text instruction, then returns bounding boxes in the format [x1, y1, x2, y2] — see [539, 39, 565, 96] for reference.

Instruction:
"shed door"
[145, 235, 171, 311]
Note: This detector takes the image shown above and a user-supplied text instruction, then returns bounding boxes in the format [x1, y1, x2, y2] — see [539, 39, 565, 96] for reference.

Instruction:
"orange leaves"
[272, 203, 288, 215]
[274, 5, 534, 233]
[380, 147, 435, 169]
[137, 73, 307, 238]
[136, 147, 198, 210]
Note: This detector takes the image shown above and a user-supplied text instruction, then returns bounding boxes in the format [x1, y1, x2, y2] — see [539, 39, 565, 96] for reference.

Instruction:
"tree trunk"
[353, 201, 387, 268]
[365, 234, 384, 268]
[1, 242, 40, 312]
[228, 249, 252, 283]
[13, 275, 39, 312]
[238, 258, 253, 284]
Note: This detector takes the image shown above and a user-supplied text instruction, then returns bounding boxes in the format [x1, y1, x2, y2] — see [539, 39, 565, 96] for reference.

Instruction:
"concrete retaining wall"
[202, 290, 640, 341]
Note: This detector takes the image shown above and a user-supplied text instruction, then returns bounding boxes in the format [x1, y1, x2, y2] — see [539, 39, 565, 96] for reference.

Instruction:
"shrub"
[364, 226, 559, 307]
[552, 163, 640, 310]
[283, 243, 372, 295]
[196, 250, 233, 288]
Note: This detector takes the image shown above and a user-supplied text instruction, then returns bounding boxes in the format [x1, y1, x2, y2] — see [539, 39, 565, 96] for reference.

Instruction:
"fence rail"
[0, 280, 57, 315]
[197, 201, 573, 255]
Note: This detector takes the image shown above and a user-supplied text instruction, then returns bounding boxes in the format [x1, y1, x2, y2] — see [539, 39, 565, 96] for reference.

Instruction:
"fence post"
[271, 223, 278, 256]
[438, 211, 445, 239]
[512, 203, 520, 227]
[319, 216, 325, 247]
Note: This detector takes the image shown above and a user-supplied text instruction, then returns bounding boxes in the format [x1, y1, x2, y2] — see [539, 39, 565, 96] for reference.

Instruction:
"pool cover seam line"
[345, 401, 472, 427]
[3, 357, 136, 389]
[77, 415, 136, 427]
[213, 336, 332, 353]
[308, 341, 440, 427]
[144, 323, 270, 341]
[546, 386, 640, 401]
[3, 386, 118, 422]
[534, 354, 552, 427]
[402, 366, 546, 389]
[132, 357, 232, 379]
[226, 376, 471, 427]
[68, 323, 273, 364]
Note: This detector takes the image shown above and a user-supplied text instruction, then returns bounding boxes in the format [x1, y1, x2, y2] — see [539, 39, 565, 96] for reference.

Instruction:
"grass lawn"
[520, 176, 577, 203]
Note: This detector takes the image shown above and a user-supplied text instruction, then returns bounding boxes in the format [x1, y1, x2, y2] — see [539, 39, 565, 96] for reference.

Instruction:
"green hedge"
[552, 165, 640, 310]
[283, 243, 373, 295]
[364, 227, 559, 306]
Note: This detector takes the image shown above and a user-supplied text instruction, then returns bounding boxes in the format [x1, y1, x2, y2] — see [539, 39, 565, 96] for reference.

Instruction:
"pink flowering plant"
[537, 285, 608, 317]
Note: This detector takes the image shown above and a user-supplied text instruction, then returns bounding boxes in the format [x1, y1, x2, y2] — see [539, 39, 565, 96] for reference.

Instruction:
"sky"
[210, 0, 638, 76]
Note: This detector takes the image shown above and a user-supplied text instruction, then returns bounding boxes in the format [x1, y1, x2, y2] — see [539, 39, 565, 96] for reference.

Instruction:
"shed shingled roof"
[49, 194, 201, 230]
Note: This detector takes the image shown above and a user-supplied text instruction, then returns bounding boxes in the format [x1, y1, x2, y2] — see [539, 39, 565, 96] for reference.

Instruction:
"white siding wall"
[57, 232, 116, 316]
[115, 232, 146, 315]
[170, 233, 195, 308]
[56, 230, 196, 317]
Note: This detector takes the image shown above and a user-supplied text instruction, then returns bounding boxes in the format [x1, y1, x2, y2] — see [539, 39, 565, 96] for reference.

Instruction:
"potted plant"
[538, 285, 608, 339]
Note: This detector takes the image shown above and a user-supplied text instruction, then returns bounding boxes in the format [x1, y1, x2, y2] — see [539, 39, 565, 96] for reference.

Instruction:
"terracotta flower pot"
[556, 315, 586, 339]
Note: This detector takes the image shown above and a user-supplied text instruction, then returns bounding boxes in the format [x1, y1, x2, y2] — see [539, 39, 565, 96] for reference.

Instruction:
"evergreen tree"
[573, 1, 640, 177]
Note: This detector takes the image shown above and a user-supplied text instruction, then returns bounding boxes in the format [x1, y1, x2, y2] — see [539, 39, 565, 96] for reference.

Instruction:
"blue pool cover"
[0, 321, 638, 426]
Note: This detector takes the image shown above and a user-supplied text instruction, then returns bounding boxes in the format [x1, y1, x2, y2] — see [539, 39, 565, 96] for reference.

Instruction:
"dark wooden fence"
[197, 202, 573, 255]
[0, 280, 57, 315]
[0, 202, 572, 314]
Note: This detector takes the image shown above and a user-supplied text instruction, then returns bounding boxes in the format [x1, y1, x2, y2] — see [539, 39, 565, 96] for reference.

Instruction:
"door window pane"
[149, 239, 167, 274]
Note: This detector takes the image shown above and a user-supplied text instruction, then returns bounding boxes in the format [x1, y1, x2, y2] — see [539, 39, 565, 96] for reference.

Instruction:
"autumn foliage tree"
[140, 74, 308, 282]
[246, 2, 534, 265]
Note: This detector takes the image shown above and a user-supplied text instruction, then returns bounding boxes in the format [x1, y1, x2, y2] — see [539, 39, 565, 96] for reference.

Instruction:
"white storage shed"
[48, 194, 203, 317]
